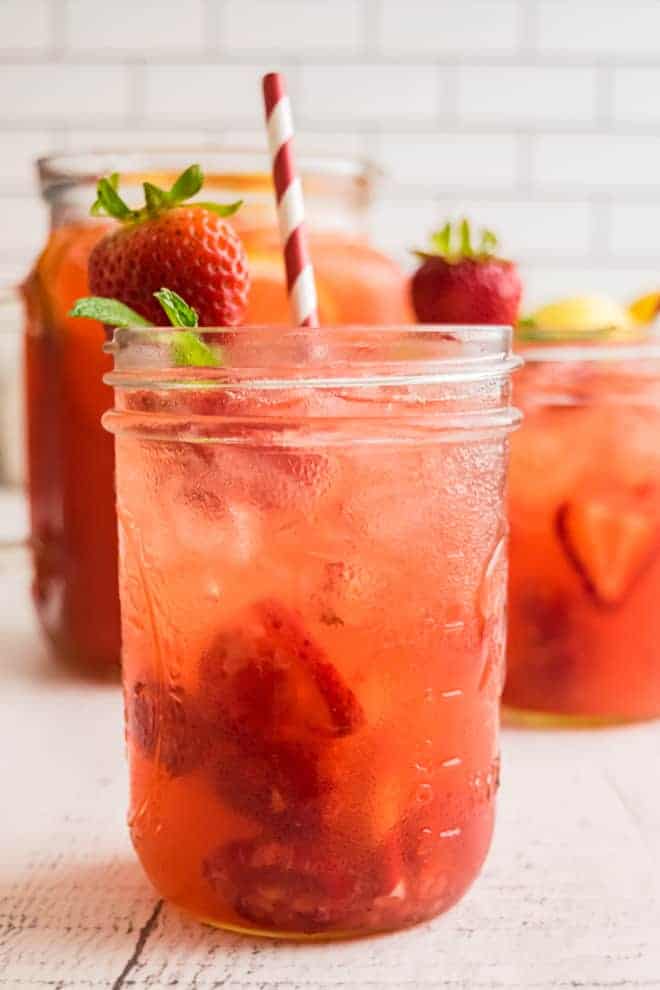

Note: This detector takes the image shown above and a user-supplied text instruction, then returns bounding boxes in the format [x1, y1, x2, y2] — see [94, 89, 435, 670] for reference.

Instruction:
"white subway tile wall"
[64, 0, 207, 53]
[1, 0, 659, 306]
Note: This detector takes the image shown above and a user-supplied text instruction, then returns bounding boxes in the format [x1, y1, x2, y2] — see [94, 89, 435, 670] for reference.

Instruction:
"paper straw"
[262, 72, 319, 329]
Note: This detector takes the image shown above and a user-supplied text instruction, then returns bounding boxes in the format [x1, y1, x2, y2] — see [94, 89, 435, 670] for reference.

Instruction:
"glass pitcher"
[17, 148, 413, 678]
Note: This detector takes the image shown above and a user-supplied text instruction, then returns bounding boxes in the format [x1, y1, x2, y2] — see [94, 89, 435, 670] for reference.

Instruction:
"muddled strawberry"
[556, 486, 660, 606]
[203, 834, 402, 933]
[214, 738, 329, 838]
[199, 599, 365, 744]
[256, 599, 365, 736]
[198, 601, 364, 838]
[126, 679, 207, 776]
[510, 588, 582, 708]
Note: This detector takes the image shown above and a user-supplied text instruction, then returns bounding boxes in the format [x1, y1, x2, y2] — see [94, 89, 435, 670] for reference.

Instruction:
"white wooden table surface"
[1, 490, 659, 990]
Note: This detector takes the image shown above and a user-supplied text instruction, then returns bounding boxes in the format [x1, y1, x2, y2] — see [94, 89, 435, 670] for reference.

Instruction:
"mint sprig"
[69, 297, 150, 327]
[170, 332, 219, 368]
[69, 289, 220, 368]
[153, 288, 198, 328]
[89, 163, 242, 224]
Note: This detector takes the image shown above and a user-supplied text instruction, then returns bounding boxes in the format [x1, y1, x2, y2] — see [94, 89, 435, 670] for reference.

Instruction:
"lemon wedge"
[518, 295, 645, 342]
[532, 295, 633, 333]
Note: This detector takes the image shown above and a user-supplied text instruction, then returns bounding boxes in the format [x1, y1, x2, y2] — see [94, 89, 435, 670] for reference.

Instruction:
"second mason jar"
[506, 339, 660, 723]
[104, 325, 520, 938]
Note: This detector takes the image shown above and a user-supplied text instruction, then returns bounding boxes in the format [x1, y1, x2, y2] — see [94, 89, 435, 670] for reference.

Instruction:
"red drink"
[23, 151, 411, 676]
[506, 340, 660, 722]
[104, 325, 519, 938]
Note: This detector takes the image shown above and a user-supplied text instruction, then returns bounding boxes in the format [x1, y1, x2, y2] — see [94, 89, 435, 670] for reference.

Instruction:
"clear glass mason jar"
[506, 339, 660, 724]
[21, 148, 411, 678]
[103, 324, 520, 939]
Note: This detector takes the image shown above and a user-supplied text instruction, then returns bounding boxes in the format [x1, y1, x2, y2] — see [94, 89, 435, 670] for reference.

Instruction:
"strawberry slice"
[199, 599, 365, 744]
[203, 834, 401, 933]
[556, 488, 660, 606]
[255, 599, 365, 737]
[214, 738, 328, 838]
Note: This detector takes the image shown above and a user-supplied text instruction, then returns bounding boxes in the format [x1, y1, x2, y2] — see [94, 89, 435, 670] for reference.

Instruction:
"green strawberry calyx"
[414, 219, 501, 264]
[69, 289, 220, 368]
[90, 164, 242, 224]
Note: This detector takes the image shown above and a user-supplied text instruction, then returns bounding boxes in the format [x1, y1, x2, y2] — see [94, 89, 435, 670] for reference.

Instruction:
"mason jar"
[506, 339, 660, 724]
[103, 324, 520, 938]
[20, 149, 411, 677]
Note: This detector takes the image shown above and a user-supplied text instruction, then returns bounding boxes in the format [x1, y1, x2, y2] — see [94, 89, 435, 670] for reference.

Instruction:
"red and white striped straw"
[262, 72, 319, 329]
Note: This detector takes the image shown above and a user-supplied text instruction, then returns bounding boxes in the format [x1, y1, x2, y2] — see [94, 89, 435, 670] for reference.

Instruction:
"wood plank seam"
[110, 900, 163, 990]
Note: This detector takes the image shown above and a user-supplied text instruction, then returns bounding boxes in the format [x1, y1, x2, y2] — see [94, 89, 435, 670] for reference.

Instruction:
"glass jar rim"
[519, 336, 660, 365]
[104, 325, 521, 442]
[105, 324, 521, 391]
[37, 146, 376, 197]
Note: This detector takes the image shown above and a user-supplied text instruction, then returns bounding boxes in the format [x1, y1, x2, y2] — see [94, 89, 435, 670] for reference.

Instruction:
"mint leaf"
[171, 331, 219, 368]
[194, 199, 243, 218]
[68, 297, 151, 327]
[71, 290, 220, 367]
[154, 288, 199, 328]
[169, 164, 204, 204]
[154, 287, 219, 367]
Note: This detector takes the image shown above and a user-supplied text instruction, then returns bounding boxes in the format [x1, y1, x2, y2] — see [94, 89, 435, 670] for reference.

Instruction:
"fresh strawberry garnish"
[86, 165, 249, 327]
[411, 220, 522, 325]
[556, 487, 660, 606]
[126, 679, 207, 776]
[199, 599, 365, 744]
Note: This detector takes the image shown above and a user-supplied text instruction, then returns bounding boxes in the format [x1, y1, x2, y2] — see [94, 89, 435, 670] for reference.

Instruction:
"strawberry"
[505, 588, 581, 710]
[198, 599, 365, 745]
[214, 738, 328, 838]
[556, 486, 660, 606]
[86, 165, 249, 327]
[198, 601, 364, 838]
[203, 834, 400, 933]
[411, 220, 522, 325]
[126, 678, 208, 776]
